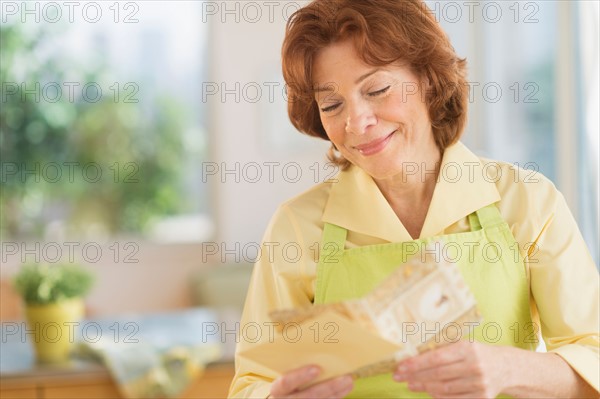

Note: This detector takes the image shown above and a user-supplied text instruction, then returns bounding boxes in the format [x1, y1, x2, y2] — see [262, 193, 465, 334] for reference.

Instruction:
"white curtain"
[578, 1, 599, 265]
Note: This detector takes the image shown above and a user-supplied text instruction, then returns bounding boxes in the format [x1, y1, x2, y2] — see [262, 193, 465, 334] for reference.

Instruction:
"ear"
[419, 70, 435, 100]
[420, 71, 432, 90]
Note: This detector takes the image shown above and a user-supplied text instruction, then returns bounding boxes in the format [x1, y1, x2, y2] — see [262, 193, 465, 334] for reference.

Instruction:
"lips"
[354, 131, 395, 156]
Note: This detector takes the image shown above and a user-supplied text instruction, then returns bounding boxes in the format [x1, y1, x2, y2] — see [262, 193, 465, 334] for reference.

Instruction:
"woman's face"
[313, 39, 440, 180]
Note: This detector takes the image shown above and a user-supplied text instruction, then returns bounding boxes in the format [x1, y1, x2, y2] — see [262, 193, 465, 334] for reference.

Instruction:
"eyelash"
[320, 86, 391, 113]
[368, 85, 391, 97]
[321, 103, 340, 113]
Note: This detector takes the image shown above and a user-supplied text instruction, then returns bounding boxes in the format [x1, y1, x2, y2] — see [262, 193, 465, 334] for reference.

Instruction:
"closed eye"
[368, 86, 390, 97]
[321, 103, 341, 113]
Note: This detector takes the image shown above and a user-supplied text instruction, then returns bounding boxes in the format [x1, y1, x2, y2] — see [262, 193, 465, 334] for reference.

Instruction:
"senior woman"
[229, 0, 599, 398]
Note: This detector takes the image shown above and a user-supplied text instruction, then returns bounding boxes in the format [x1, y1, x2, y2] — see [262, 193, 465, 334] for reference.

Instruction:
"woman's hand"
[270, 365, 354, 399]
[393, 341, 512, 398]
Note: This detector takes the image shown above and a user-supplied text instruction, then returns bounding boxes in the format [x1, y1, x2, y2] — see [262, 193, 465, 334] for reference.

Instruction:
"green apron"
[315, 203, 535, 398]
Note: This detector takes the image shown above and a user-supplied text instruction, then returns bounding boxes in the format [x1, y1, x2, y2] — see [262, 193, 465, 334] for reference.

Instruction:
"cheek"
[378, 101, 409, 125]
[322, 119, 345, 143]
[383, 95, 429, 127]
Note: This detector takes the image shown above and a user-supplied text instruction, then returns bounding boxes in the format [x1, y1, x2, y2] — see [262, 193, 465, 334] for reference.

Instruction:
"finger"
[424, 389, 491, 399]
[399, 359, 469, 383]
[418, 376, 485, 397]
[396, 342, 469, 375]
[270, 365, 321, 396]
[431, 393, 494, 399]
[293, 375, 354, 399]
[330, 378, 355, 399]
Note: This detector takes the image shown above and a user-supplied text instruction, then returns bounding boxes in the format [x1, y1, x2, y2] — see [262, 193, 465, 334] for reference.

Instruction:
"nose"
[345, 100, 377, 135]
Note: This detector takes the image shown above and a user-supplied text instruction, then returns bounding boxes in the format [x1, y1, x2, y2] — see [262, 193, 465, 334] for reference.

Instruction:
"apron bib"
[315, 204, 535, 398]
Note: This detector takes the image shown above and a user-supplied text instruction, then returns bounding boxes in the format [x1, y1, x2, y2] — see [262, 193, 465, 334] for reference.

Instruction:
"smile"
[354, 131, 395, 156]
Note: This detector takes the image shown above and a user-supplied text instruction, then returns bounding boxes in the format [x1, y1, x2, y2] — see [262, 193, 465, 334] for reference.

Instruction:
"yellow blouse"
[229, 141, 600, 398]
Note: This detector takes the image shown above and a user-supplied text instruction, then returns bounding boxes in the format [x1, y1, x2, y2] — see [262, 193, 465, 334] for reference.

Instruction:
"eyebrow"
[313, 68, 382, 93]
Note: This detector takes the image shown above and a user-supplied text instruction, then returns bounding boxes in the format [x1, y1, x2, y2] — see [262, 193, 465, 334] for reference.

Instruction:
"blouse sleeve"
[228, 205, 315, 398]
[527, 187, 599, 392]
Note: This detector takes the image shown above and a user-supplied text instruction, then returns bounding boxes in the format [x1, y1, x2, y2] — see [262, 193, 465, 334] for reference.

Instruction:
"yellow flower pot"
[24, 298, 85, 363]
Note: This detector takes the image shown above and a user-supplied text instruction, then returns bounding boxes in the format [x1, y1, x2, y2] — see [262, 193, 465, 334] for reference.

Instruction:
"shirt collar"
[322, 141, 501, 242]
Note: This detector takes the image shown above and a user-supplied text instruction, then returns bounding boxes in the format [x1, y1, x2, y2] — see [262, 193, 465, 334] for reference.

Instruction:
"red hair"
[282, 0, 468, 167]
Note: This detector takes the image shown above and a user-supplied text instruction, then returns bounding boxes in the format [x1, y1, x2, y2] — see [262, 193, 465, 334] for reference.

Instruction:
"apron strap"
[319, 222, 347, 264]
[468, 212, 481, 231]
[475, 203, 504, 230]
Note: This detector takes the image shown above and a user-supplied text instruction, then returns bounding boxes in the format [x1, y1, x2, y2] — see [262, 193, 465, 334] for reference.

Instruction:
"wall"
[207, 5, 330, 247]
[1, 4, 330, 318]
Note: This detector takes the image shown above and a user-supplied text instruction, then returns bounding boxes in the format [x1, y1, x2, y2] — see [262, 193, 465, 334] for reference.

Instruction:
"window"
[428, 0, 599, 264]
[1, 2, 212, 243]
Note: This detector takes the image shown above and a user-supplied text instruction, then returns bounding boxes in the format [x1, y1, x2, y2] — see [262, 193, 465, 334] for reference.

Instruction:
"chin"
[359, 162, 404, 181]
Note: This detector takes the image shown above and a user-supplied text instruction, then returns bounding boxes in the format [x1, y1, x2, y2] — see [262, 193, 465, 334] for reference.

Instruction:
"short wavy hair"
[282, 0, 469, 168]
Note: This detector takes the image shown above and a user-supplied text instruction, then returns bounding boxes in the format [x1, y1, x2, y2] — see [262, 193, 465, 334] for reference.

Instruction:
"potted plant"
[13, 263, 94, 363]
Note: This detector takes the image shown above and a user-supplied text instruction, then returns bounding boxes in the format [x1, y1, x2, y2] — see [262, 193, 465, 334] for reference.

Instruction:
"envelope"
[237, 310, 402, 386]
[238, 241, 482, 387]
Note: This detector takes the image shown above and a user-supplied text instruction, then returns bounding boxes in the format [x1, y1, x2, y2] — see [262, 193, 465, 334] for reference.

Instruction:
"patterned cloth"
[74, 308, 223, 398]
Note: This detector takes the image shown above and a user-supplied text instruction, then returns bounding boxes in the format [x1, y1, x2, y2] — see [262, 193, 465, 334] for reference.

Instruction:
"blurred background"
[0, 1, 598, 397]
[1, 0, 598, 338]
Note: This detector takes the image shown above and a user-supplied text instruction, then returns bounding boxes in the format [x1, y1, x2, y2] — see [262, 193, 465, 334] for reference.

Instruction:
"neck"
[373, 148, 442, 238]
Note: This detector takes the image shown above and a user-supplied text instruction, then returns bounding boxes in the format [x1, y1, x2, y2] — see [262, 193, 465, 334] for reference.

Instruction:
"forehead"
[312, 39, 366, 84]
[312, 40, 419, 91]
